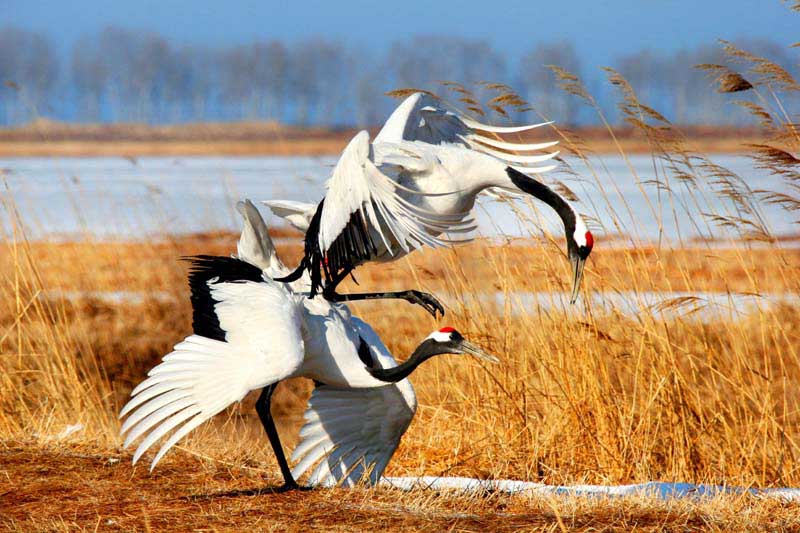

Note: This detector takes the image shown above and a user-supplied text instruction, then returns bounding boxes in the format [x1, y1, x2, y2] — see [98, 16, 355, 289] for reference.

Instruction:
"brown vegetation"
[2, 35, 800, 530]
[4, 445, 800, 532]
[0, 120, 771, 156]
[2, 227, 800, 530]
[0, 119, 358, 157]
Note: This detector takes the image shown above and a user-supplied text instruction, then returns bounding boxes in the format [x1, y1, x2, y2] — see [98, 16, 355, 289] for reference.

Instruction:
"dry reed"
[2, 31, 800, 530]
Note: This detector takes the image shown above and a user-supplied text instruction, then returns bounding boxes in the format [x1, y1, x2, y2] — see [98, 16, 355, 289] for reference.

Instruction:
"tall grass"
[0, 212, 116, 441]
[1, 37, 800, 491]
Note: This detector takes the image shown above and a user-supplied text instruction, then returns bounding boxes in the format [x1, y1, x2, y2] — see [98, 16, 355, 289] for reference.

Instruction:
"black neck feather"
[506, 167, 576, 239]
[367, 339, 451, 383]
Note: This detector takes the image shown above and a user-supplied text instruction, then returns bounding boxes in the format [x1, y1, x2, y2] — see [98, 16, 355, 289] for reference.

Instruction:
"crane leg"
[326, 289, 445, 318]
[255, 384, 307, 492]
[321, 266, 445, 318]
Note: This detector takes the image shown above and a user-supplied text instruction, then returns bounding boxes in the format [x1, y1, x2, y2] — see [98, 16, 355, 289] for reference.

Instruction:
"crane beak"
[569, 255, 586, 304]
[457, 340, 499, 364]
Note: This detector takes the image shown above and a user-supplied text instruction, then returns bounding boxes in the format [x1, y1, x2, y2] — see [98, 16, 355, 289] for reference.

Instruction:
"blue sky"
[3, 0, 797, 66]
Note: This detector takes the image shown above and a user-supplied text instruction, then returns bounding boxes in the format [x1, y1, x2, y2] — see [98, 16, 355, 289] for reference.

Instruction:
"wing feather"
[460, 117, 554, 133]
[308, 444, 356, 486]
[511, 164, 559, 175]
[465, 146, 560, 165]
[314, 131, 460, 280]
[298, 95, 559, 293]
[119, 273, 305, 470]
[291, 382, 416, 487]
[462, 136, 559, 152]
[375, 92, 556, 151]
[375, 93, 559, 182]
[292, 316, 418, 487]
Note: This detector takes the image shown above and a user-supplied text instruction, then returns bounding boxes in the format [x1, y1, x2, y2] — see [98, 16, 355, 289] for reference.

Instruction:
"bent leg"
[327, 289, 445, 318]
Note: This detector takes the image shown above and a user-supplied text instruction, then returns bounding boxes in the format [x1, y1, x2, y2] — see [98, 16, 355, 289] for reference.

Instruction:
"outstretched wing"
[375, 92, 559, 174]
[303, 130, 472, 292]
[321, 130, 464, 254]
[291, 382, 416, 487]
[291, 315, 416, 487]
[119, 257, 305, 470]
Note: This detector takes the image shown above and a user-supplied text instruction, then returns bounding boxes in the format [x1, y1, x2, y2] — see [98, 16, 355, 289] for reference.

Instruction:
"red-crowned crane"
[266, 92, 593, 317]
[119, 200, 496, 490]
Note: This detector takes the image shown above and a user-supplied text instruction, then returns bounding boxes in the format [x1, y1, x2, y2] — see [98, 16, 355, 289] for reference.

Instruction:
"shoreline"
[0, 121, 769, 157]
[0, 136, 768, 157]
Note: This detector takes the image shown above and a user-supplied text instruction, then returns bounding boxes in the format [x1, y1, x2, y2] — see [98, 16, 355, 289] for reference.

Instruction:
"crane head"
[505, 167, 594, 304]
[425, 327, 499, 363]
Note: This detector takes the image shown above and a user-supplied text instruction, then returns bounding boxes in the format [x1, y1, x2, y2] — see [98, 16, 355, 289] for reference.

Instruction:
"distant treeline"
[0, 26, 796, 127]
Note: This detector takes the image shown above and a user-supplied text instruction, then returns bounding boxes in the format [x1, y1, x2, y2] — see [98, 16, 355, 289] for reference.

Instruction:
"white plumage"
[320, 131, 478, 258]
[119, 273, 307, 471]
[268, 92, 593, 310]
[291, 316, 418, 487]
[373, 91, 556, 154]
[119, 200, 495, 488]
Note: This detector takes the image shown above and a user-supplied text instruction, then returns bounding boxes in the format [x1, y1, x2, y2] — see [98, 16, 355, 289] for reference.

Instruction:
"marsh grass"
[2, 34, 800, 530]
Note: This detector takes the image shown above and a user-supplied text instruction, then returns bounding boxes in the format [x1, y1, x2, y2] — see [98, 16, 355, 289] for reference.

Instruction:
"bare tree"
[71, 34, 108, 121]
[252, 41, 288, 121]
[353, 62, 389, 128]
[519, 41, 582, 125]
[388, 36, 505, 92]
[670, 44, 728, 124]
[2, 24, 793, 128]
[0, 27, 57, 123]
[74, 27, 179, 122]
[181, 46, 216, 122]
[219, 45, 251, 120]
[289, 39, 348, 125]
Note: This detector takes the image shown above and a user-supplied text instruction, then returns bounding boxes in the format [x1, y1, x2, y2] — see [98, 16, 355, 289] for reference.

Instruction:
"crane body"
[269, 93, 593, 314]
[120, 201, 496, 489]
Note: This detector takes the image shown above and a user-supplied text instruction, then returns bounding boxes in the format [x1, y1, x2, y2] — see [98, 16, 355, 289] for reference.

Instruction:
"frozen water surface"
[1, 154, 794, 242]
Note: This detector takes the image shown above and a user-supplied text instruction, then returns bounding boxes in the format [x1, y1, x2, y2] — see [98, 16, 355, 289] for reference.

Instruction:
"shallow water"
[471, 290, 799, 320]
[0, 153, 794, 243]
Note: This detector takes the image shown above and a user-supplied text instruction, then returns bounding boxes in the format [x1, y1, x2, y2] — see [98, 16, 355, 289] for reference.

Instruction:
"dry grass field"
[2, 231, 800, 531]
[5, 445, 800, 532]
[3, 41, 800, 531]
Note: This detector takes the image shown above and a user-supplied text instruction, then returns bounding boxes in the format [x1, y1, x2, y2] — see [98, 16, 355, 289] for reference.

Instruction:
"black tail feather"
[273, 256, 307, 283]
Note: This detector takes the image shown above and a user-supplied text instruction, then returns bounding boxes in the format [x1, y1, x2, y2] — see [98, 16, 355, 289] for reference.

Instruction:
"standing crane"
[119, 200, 496, 490]
[267, 92, 593, 317]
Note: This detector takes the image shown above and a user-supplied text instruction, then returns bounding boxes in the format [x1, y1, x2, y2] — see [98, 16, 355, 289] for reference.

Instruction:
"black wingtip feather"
[184, 255, 264, 341]
[297, 197, 376, 298]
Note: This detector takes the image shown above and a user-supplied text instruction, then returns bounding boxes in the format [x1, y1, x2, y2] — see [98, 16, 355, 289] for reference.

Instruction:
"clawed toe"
[407, 291, 445, 318]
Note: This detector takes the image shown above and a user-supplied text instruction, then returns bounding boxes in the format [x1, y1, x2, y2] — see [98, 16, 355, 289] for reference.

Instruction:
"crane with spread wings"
[269, 93, 593, 317]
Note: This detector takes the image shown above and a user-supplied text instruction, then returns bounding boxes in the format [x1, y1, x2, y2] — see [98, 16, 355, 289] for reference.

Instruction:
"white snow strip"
[379, 477, 800, 501]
